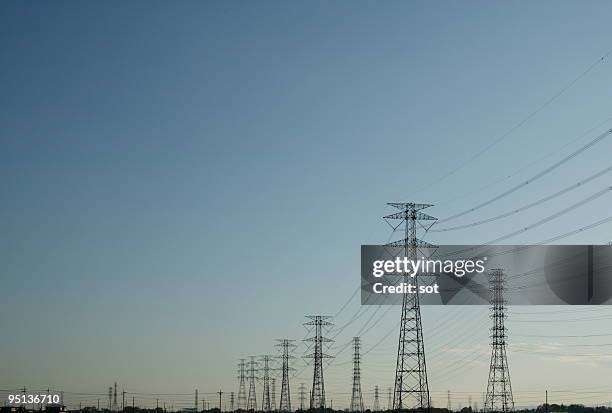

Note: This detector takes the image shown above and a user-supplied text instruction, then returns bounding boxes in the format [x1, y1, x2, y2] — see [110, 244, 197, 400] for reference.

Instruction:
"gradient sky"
[3, 0, 612, 410]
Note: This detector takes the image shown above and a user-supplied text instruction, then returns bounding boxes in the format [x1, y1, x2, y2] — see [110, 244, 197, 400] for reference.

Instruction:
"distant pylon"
[238, 359, 248, 410]
[386, 203, 435, 412]
[447, 391, 451, 411]
[230, 393, 235, 412]
[247, 356, 258, 411]
[196, 389, 199, 412]
[387, 388, 392, 412]
[113, 383, 118, 412]
[271, 378, 276, 411]
[108, 387, 113, 410]
[303, 316, 334, 410]
[277, 339, 296, 412]
[349, 337, 364, 412]
[484, 269, 514, 413]
[373, 386, 380, 412]
[261, 355, 272, 411]
[299, 383, 306, 411]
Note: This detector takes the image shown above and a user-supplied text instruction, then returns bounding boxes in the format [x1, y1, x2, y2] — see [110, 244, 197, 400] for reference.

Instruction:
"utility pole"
[277, 339, 296, 412]
[545, 391, 548, 413]
[238, 359, 248, 410]
[218, 391, 224, 412]
[349, 337, 364, 413]
[447, 391, 451, 411]
[484, 269, 514, 412]
[247, 356, 259, 411]
[387, 203, 435, 412]
[303, 315, 334, 410]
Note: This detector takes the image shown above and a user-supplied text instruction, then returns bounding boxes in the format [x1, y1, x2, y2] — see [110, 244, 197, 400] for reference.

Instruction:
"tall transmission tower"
[303, 316, 334, 410]
[261, 355, 272, 411]
[484, 269, 514, 413]
[299, 384, 306, 411]
[373, 386, 380, 412]
[108, 387, 113, 410]
[113, 383, 118, 412]
[271, 378, 276, 412]
[277, 339, 296, 412]
[238, 359, 248, 410]
[350, 337, 364, 413]
[386, 203, 435, 412]
[230, 393, 235, 412]
[247, 356, 259, 411]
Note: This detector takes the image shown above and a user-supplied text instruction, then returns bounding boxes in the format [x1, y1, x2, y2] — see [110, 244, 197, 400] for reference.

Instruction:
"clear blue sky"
[2, 1, 612, 409]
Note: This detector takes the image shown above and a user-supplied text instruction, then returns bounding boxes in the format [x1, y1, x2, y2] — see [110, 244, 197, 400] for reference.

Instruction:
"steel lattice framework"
[386, 203, 436, 413]
[237, 359, 248, 410]
[247, 356, 258, 411]
[277, 339, 296, 412]
[261, 355, 272, 411]
[373, 386, 380, 412]
[303, 316, 334, 410]
[484, 269, 514, 413]
[350, 337, 364, 412]
[299, 384, 306, 411]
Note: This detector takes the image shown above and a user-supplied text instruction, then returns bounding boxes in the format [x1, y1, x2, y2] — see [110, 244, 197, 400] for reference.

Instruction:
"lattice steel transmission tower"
[113, 382, 118, 412]
[277, 339, 296, 412]
[247, 356, 259, 411]
[271, 378, 277, 412]
[386, 203, 435, 412]
[350, 337, 364, 413]
[374, 386, 380, 412]
[230, 393, 235, 412]
[261, 355, 272, 411]
[304, 316, 334, 410]
[484, 269, 514, 413]
[238, 359, 248, 410]
[299, 384, 306, 411]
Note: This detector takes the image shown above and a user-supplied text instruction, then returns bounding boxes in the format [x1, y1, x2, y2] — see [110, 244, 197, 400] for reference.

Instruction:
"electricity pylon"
[386, 203, 436, 412]
[271, 378, 276, 412]
[299, 384, 306, 411]
[261, 355, 272, 411]
[374, 386, 380, 412]
[247, 356, 258, 411]
[238, 359, 248, 410]
[303, 316, 334, 410]
[277, 339, 296, 412]
[350, 337, 364, 412]
[484, 269, 514, 413]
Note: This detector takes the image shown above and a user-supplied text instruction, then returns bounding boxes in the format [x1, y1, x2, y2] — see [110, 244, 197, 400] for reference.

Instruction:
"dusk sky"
[2, 1, 612, 410]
